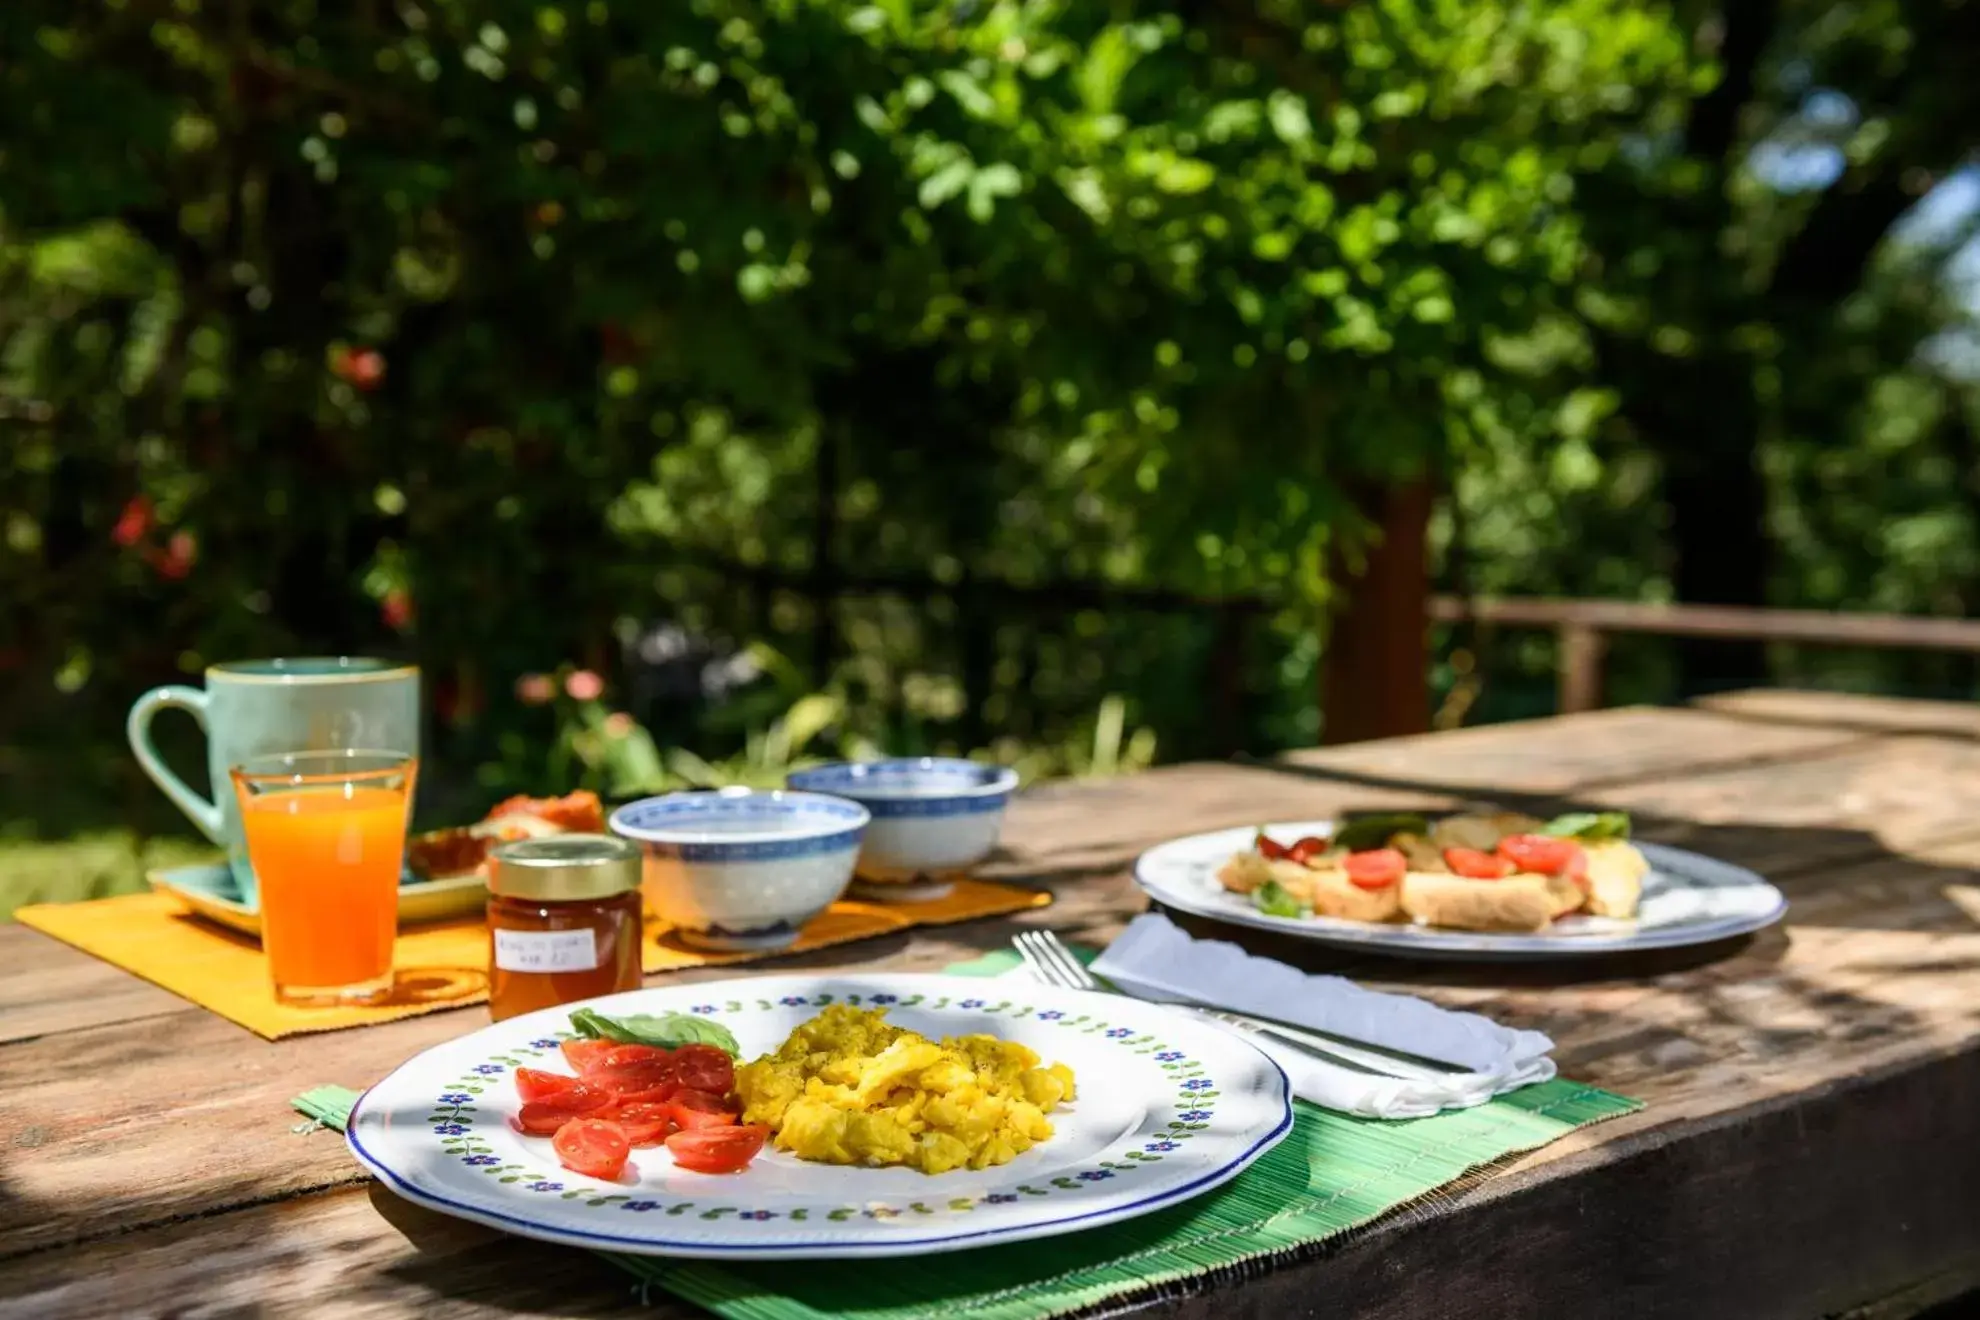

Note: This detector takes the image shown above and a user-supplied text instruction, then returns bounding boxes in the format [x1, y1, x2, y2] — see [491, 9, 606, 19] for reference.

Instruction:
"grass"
[0, 831, 218, 918]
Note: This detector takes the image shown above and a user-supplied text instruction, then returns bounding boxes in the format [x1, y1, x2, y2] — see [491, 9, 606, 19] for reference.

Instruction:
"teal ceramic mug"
[127, 657, 421, 905]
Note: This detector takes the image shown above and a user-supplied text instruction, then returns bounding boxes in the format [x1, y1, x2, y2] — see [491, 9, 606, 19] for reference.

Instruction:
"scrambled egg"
[733, 1004, 1077, 1174]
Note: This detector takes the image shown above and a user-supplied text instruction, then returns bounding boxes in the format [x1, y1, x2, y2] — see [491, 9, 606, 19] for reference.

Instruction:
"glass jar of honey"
[486, 834, 643, 1021]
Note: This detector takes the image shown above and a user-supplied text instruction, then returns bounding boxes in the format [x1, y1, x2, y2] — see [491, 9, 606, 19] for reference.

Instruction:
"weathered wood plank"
[0, 920, 187, 1045]
[0, 1184, 660, 1320]
[1430, 594, 1980, 652]
[1281, 705, 1870, 795]
[1579, 734, 1980, 864]
[1696, 688, 1980, 740]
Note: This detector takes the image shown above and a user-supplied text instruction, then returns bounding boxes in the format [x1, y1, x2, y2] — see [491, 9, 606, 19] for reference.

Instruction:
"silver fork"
[1011, 929, 1457, 1082]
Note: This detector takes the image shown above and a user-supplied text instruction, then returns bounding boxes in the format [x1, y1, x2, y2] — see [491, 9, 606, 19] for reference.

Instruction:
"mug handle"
[126, 685, 226, 845]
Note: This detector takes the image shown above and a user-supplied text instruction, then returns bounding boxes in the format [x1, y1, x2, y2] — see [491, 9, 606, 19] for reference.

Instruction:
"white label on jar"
[494, 928, 599, 973]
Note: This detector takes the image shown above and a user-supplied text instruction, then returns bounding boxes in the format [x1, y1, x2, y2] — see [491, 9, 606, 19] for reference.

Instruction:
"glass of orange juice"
[230, 750, 418, 1006]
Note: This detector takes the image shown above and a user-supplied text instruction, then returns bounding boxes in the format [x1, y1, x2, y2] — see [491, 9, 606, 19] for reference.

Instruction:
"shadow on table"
[365, 1182, 653, 1316]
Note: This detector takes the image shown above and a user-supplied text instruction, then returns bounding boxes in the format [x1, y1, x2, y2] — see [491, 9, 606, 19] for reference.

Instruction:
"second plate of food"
[348, 973, 1292, 1258]
[1134, 810, 1786, 960]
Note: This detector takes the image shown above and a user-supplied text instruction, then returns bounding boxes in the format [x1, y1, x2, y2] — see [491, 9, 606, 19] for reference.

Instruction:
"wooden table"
[6, 692, 1980, 1319]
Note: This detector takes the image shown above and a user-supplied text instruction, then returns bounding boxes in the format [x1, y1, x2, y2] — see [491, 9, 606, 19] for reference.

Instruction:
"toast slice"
[1298, 862, 1404, 923]
[1582, 840, 1649, 918]
[1400, 870, 1576, 933]
[1216, 851, 1401, 923]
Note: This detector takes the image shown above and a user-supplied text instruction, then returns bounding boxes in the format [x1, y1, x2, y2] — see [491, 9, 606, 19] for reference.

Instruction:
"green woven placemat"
[296, 955, 1640, 1319]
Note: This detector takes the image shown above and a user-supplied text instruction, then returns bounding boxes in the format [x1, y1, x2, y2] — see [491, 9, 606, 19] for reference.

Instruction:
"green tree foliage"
[1520, 0, 1980, 694]
[0, 0, 1695, 814]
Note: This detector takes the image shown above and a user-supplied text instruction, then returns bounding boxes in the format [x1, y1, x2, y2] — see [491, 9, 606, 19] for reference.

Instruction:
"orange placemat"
[14, 880, 1051, 1040]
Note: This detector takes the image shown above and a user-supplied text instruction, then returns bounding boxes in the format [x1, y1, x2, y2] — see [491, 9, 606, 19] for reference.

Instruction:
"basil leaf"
[568, 1008, 742, 1058]
[1331, 812, 1429, 852]
[1541, 811, 1631, 842]
[1251, 880, 1306, 919]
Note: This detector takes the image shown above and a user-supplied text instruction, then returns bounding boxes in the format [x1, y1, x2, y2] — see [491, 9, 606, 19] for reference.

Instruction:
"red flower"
[145, 531, 198, 580]
[565, 669, 605, 701]
[112, 496, 153, 547]
[381, 588, 414, 631]
[333, 347, 386, 392]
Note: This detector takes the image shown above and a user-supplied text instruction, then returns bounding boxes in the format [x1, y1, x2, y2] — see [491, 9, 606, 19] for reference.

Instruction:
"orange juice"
[242, 785, 408, 998]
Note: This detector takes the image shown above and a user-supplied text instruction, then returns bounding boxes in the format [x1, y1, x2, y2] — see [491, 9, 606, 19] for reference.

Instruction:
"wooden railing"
[1430, 596, 1980, 714]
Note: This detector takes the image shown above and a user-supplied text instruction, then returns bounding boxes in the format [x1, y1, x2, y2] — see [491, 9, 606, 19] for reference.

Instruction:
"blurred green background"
[6, 1, 1980, 914]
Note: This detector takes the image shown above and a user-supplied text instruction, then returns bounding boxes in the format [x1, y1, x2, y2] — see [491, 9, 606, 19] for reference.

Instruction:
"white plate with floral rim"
[1135, 822, 1787, 961]
[347, 973, 1292, 1259]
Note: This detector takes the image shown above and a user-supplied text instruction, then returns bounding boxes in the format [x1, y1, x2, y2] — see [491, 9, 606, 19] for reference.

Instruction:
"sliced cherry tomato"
[600, 1044, 676, 1073]
[553, 1117, 632, 1180]
[1287, 835, 1331, 864]
[1497, 834, 1583, 876]
[1255, 831, 1291, 860]
[611, 1101, 677, 1147]
[668, 1089, 739, 1131]
[1342, 848, 1406, 890]
[665, 1124, 767, 1175]
[591, 1062, 681, 1097]
[1561, 845, 1590, 892]
[608, 1080, 682, 1108]
[560, 1039, 619, 1073]
[673, 1044, 736, 1095]
[514, 1084, 614, 1135]
[515, 1066, 588, 1104]
[1443, 847, 1513, 880]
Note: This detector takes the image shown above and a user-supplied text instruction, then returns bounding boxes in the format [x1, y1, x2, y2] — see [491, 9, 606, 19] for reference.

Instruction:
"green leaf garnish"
[1541, 811, 1631, 842]
[1251, 880, 1306, 919]
[568, 1007, 741, 1058]
[1331, 812, 1429, 852]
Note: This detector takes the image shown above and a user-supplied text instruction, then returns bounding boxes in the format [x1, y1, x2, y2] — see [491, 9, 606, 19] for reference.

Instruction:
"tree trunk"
[1651, 354, 1771, 696]
[1320, 480, 1433, 744]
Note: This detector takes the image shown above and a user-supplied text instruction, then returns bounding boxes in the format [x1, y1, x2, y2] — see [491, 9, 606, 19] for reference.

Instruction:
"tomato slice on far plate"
[553, 1118, 632, 1180]
[666, 1124, 767, 1175]
[560, 1040, 619, 1073]
[673, 1044, 736, 1094]
[514, 1067, 587, 1105]
[1561, 845, 1590, 891]
[1497, 834, 1583, 876]
[1287, 836, 1330, 864]
[668, 1089, 738, 1131]
[1342, 848, 1406, 890]
[1443, 847, 1513, 880]
[612, 1101, 677, 1147]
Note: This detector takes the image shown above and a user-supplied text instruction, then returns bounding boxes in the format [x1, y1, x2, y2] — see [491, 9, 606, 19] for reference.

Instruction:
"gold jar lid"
[489, 834, 641, 902]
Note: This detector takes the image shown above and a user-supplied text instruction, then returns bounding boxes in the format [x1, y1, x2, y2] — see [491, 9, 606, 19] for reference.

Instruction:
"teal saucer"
[147, 863, 487, 940]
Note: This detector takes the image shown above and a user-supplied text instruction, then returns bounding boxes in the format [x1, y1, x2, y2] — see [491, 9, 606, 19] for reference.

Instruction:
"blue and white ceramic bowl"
[608, 788, 869, 951]
[785, 759, 1018, 900]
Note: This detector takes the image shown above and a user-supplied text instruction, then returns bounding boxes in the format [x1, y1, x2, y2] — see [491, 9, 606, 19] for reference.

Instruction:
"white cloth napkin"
[1074, 914, 1556, 1118]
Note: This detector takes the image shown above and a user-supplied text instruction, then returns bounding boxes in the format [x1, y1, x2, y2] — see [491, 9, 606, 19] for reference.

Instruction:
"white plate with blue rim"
[1134, 822, 1787, 961]
[786, 758, 1019, 902]
[345, 973, 1292, 1259]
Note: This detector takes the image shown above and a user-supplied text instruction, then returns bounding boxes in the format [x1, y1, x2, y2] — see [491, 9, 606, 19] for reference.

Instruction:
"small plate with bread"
[1133, 809, 1785, 960]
